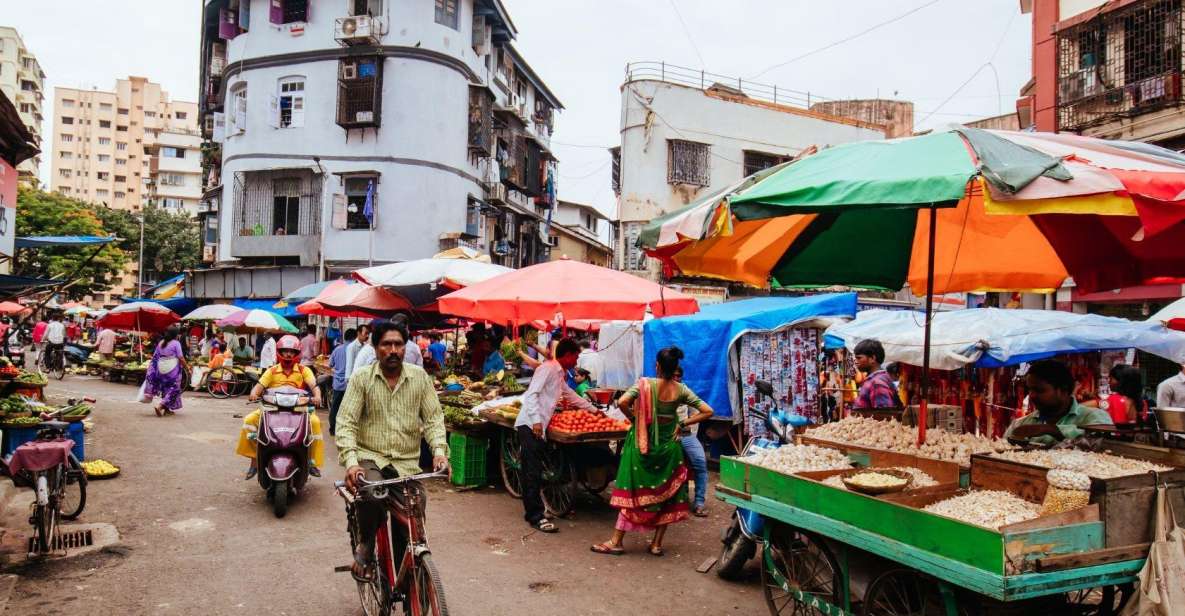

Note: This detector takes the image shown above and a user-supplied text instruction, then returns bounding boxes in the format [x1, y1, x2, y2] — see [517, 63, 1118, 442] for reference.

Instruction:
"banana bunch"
[81, 459, 120, 477]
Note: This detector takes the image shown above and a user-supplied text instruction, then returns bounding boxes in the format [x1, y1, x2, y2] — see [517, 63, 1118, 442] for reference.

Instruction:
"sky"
[9, 0, 1032, 220]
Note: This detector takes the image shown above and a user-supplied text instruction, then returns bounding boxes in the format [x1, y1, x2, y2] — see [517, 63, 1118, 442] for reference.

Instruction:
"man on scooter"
[236, 334, 324, 480]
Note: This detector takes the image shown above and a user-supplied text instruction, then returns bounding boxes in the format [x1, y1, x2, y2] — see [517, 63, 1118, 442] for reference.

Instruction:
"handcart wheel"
[499, 429, 524, 499]
[862, 569, 974, 616]
[1063, 584, 1131, 616]
[762, 522, 840, 616]
[207, 368, 235, 399]
[540, 445, 574, 518]
[578, 465, 612, 495]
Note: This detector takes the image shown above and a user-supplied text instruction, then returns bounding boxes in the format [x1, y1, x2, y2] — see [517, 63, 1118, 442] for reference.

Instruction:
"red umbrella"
[437, 258, 699, 323]
[297, 281, 411, 318]
[96, 302, 180, 333]
[0, 301, 30, 316]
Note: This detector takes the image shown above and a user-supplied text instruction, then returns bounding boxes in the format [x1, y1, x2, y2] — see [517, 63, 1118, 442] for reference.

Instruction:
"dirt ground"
[4, 376, 766, 615]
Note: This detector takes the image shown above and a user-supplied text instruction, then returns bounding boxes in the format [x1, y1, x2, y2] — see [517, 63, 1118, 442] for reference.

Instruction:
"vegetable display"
[807, 416, 1010, 466]
[549, 410, 630, 434]
[2, 416, 41, 426]
[822, 466, 939, 491]
[14, 371, 48, 386]
[82, 459, 120, 477]
[443, 405, 484, 428]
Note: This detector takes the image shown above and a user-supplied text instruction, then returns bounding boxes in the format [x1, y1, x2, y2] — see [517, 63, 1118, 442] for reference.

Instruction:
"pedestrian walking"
[143, 325, 189, 417]
[329, 328, 354, 436]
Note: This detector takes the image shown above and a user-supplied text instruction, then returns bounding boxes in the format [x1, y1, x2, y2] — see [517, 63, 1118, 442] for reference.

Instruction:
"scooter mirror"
[755, 380, 774, 398]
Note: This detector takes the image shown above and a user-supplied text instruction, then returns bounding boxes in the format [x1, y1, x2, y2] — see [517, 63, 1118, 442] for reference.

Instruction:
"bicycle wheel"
[499, 430, 523, 499]
[352, 518, 392, 616]
[33, 473, 59, 554]
[539, 446, 574, 518]
[60, 454, 88, 520]
[406, 553, 449, 616]
[207, 368, 235, 398]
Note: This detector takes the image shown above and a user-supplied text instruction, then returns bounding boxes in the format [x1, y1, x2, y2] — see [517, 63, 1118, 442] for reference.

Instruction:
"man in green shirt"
[1005, 359, 1113, 446]
[336, 318, 449, 581]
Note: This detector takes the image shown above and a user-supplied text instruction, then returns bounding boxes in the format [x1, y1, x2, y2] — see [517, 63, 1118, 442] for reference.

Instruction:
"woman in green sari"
[591, 347, 713, 556]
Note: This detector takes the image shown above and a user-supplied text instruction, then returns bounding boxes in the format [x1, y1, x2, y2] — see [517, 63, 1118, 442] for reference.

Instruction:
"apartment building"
[613, 62, 887, 278]
[191, 0, 563, 300]
[547, 201, 612, 267]
[50, 77, 201, 214]
[0, 26, 45, 182]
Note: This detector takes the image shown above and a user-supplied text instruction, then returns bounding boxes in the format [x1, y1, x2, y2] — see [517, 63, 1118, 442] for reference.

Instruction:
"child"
[573, 368, 593, 398]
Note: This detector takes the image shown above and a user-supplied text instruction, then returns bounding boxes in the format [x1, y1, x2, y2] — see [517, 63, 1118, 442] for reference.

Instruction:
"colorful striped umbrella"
[297, 280, 411, 318]
[216, 309, 299, 334]
[96, 302, 181, 333]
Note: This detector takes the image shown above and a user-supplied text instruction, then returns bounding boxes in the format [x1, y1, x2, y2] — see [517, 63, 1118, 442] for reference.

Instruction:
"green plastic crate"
[448, 432, 488, 487]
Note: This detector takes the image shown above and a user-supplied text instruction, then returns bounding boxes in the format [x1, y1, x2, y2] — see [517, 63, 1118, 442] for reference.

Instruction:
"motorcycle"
[249, 387, 315, 518]
[716, 379, 810, 580]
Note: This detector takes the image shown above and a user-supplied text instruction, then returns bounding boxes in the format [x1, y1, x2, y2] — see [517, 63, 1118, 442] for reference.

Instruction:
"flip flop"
[590, 542, 624, 556]
[648, 545, 665, 557]
[693, 506, 708, 517]
[153, 405, 163, 417]
[533, 518, 558, 533]
[351, 548, 376, 583]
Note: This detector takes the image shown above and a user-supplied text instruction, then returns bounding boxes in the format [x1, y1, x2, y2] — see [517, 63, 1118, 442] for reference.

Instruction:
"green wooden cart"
[717, 455, 1148, 615]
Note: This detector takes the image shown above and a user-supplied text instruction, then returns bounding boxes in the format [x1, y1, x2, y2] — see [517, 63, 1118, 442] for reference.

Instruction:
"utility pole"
[138, 209, 145, 297]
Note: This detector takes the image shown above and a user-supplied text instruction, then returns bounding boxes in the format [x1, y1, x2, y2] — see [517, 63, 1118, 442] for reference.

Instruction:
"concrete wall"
[1059, 0, 1107, 20]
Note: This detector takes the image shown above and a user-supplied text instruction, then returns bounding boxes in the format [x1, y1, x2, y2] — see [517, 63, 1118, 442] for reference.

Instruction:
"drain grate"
[27, 528, 94, 555]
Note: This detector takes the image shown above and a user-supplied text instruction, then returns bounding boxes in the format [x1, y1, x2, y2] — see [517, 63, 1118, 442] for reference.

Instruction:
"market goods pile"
[549, 410, 630, 434]
[807, 417, 1009, 465]
[822, 466, 939, 490]
[442, 404, 482, 428]
[990, 449, 1171, 479]
[0, 356, 20, 378]
[923, 491, 1040, 529]
[81, 459, 119, 477]
[746, 444, 852, 475]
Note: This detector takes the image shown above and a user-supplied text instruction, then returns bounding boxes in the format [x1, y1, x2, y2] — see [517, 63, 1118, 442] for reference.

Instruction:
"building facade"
[613, 62, 887, 277]
[194, 0, 562, 298]
[49, 77, 201, 214]
[547, 200, 611, 267]
[0, 26, 45, 183]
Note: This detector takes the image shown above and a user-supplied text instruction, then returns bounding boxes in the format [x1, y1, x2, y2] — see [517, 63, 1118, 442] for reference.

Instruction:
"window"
[277, 77, 305, 128]
[96, 189, 109, 198]
[204, 215, 219, 244]
[162, 198, 184, 209]
[116, 142, 128, 151]
[350, 0, 382, 16]
[114, 175, 126, 183]
[116, 159, 127, 166]
[115, 191, 126, 200]
[271, 0, 309, 24]
[336, 58, 382, 129]
[19, 103, 31, 113]
[345, 176, 377, 229]
[99, 120, 111, 129]
[145, 111, 156, 118]
[273, 178, 303, 235]
[667, 140, 711, 187]
[116, 125, 128, 132]
[98, 137, 111, 146]
[97, 172, 110, 181]
[742, 150, 790, 177]
[98, 154, 110, 163]
[117, 108, 128, 115]
[60, 134, 73, 143]
[60, 151, 73, 159]
[21, 81, 34, 91]
[230, 84, 248, 135]
[99, 102, 112, 111]
[160, 173, 185, 186]
[175, 111, 187, 120]
[62, 99, 75, 108]
[162, 146, 186, 158]
[61, 116, 74, 125]
[58, 168, 72, 178]
[435, 0, 459, 29]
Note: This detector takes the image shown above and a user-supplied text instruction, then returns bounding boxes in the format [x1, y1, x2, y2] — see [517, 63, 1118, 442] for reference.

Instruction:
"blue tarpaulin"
[232, 298, 301, 319]
[15, 236, 116, 249]
[121, 297, 197, 315]
[642, 293, 858, 419]
[825, 308, 1185, 370]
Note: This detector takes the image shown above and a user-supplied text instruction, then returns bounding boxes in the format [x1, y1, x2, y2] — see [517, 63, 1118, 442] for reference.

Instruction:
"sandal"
[351, 547, 376, 583]
[648, 544, 665, 557]
[533, 518, 558, 533]
[154, 405, 163, 417]
[693, 505, 708, 517]
[590, 542, 624, 556]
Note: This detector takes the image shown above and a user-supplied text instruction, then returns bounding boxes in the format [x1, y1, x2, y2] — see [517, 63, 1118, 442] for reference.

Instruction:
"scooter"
[716, 380, 810, 580]
[249, 386, 314, 518]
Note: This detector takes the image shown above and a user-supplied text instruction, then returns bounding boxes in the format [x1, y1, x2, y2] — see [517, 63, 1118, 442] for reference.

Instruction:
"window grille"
[743, 150, 790, 177]
[233, 170, 322, 237]
[435, 0, 459, 29]
[610, 147, 621, 196]
[667, 140, 711, 187]
[337, 58, 382, 129]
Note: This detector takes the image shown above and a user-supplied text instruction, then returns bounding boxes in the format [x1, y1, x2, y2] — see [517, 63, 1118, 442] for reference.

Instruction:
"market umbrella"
[437, 258, 699, 324]
[216, 309, 299, 334]
[353, 257, 512, 307]
[180, 304, 243, 322]
[96, 301, 181, 333]
[297, 280, 411, 318]
[273, 280, 337, 309]
[432, 246, 492, 262]
[0, 301, 30, 316]
[1149, 297, 1185, 332]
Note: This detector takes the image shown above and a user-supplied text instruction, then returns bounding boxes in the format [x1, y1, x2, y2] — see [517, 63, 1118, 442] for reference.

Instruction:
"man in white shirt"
[258, 334, 277, 370]
[354, 319, 423, 372]
[1157, 364, 1185, 408]
[514, 338, 595, 533]
[576, 340, 604, 386]
[344, 323, 370, 378]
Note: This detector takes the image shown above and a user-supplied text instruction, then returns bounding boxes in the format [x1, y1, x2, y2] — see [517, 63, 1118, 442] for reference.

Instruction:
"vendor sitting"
[1005, 360, 1113, 447]
[236, 334, 324, 480]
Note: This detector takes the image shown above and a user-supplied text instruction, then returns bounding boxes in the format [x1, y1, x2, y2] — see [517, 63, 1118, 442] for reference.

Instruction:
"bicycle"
[3, 418, 87, 554]
[205, 365, 261, 399]
[39, 343, 66, 381]
[335, 470, 449, 616]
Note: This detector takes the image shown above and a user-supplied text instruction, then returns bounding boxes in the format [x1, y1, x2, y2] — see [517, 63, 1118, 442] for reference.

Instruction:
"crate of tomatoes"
[548, 409, 632, 443]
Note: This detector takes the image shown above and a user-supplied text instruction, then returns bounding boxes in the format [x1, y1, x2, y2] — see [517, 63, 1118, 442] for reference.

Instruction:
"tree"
[14, 186, 128, 298]
[96, 204, 201, 287]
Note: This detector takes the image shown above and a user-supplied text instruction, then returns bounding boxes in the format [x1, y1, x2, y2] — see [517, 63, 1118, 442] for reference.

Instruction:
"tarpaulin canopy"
[354, 257, 511, 308]
[14, 236, 117, 249]
[642, 293, 858, 419]
[121, 297, 197, 315]
[825, 308, 1185, 370]
[232, 298, 301, 319]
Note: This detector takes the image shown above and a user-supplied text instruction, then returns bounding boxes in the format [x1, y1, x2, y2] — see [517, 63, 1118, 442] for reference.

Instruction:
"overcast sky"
[10, 0, 1032, 219]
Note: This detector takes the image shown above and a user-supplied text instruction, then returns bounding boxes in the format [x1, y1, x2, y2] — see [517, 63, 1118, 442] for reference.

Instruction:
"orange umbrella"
[297, 281, 411, 317]
[0, 301, 30, 316]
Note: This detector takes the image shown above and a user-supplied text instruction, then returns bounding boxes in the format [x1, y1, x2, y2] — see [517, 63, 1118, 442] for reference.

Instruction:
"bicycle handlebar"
[334, 469, 448, 502]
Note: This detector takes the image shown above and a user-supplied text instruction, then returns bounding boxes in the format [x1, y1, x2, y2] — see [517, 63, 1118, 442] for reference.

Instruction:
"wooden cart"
[716, 449, 1164, 615]
[478, 408, 625, 517]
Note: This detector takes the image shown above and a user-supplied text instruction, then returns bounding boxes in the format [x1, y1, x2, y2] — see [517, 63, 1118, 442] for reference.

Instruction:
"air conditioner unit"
[335, 16, 379, 46]
[517, 102, 530, 123]
[340, 61, 358, 80]
[202, 245, 215, 262]
[487, 182, 507, 204]
[505, 91, 520, 110]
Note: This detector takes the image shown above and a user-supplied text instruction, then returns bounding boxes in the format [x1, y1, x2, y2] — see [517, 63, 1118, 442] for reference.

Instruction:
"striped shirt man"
[335, 361, 447, 477]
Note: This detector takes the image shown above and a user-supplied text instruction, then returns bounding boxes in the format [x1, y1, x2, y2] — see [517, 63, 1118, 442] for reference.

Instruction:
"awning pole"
[918, 204, 937, 447]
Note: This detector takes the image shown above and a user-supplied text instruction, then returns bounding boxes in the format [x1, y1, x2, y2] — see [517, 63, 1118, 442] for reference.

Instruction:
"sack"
[1121, 483, 1185, 616]
[136, 381, 153, 404]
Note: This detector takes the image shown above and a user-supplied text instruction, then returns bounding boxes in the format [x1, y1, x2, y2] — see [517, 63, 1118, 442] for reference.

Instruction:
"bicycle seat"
[37, 420, 70, 436]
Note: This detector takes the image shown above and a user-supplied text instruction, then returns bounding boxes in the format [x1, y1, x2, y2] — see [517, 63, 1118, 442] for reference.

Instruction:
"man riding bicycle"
[43, 313, 66, 370]
[336, 318, 449, 581]
[237, 334, 324, 479]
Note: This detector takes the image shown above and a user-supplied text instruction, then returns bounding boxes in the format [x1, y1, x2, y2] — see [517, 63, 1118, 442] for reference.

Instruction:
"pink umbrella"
[0, 301, 30, 316]
[96, 302, 180, 333]
[297, 281, 411, 317]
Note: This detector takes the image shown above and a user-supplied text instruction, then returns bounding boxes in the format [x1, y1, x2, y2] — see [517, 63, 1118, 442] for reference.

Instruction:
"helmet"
[277, 335, 301, 353]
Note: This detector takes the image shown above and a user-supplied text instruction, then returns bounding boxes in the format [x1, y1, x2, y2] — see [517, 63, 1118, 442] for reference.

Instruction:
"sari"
[145, 339, 185, 411]
[609, 378, 702, 530]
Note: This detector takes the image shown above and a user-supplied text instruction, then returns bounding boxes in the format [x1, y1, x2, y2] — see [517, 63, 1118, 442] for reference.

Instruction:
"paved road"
[6, 376, 764, 615]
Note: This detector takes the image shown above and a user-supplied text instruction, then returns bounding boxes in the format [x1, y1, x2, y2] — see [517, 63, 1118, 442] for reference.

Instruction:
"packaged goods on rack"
[740, 328, 819, 437]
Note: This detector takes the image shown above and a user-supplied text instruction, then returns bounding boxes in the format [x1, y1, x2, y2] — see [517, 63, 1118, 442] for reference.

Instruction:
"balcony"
[230, 169, 323, 266]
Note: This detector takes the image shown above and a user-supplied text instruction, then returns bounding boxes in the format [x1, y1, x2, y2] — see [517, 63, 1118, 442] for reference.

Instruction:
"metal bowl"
[840, 468, 914, 495]
[1155, 407, 1185, 433]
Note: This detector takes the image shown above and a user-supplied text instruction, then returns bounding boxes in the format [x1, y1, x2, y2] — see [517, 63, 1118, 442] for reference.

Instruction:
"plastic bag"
[135, 381, 153, 404]
[1122, 483, 1185, 616]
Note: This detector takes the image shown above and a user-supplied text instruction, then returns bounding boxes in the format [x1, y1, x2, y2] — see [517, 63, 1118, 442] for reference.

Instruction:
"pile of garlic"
[745, 444, 853, 475]
[807, 417, 1010, 466]
[991, 449, 1172, 479]
[821, 466, 938, 491]
[923, 490, 1040, 529]
[845, 471, 909, 489]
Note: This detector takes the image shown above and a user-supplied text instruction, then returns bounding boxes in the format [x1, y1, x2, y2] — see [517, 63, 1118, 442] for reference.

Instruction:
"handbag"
[1122, 478, 1185, 615]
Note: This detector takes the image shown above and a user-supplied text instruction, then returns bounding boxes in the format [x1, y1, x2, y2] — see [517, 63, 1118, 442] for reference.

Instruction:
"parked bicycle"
[3, 417, 87, 554]
[336, 470, 449, 616]
[204, 366, 261, 399]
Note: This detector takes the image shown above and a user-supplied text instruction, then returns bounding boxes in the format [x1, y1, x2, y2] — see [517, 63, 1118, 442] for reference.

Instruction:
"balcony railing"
[232, 169, 322, 237]
[624, 61, 831, 110]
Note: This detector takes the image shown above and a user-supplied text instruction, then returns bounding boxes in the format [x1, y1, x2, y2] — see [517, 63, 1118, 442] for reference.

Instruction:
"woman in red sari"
[591, 347, 713, 556]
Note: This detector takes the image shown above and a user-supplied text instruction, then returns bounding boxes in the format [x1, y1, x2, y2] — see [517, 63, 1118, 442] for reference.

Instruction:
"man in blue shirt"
[328, 328, 356, 436]
[427, 332, 447, 371]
